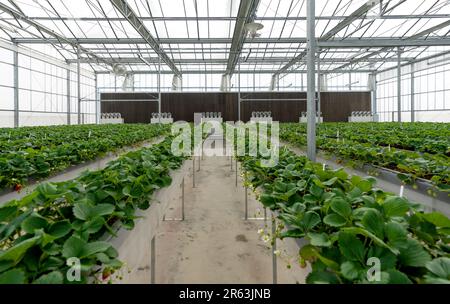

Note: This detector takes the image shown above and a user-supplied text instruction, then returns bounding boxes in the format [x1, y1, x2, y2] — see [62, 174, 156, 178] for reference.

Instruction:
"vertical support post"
[272, 214, 277, 284]
[181, 177, 185, 221]
[244, 183, 248, 220]
[192, 157, 195, 188]
[77, 46, 81, 125]
[238, 57, 241, 121]
[253, 72, 255, 91]
[410, 63, 415, 122]
[235, 158, 238, 187]
[301, 73, 304, 91]
[67, 68, 71, 125]
[317, 49, 321, 124]
[348, 73, 352, 90]
[306, 0, 316, 162]
[150, 236, 156, 284]
[397, 47, 402, 122]
[13, 43, 19, 128]
[158, 56, 161, 123]
[371, 73, 377, 121]
[95, 73, 99, 124]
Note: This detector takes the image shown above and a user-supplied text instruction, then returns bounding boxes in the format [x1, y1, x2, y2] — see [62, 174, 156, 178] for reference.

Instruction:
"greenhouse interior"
[0, 0, 449, 288]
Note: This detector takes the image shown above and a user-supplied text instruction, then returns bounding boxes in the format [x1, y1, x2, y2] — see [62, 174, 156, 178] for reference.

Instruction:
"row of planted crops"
[0, 124, 187, 283]
[235, 122, 450, 284]
[279, 122, 450, 191]
[0, 122, 449, 284]
[0, 124, 170, 191]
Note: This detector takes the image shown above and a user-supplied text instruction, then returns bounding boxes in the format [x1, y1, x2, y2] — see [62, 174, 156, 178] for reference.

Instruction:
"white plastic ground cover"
[105, 160, 191, 284]
[0, 137, 164, 206]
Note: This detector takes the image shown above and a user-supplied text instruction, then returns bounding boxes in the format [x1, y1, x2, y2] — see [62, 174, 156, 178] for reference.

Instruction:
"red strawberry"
[102, 269, 111, 281]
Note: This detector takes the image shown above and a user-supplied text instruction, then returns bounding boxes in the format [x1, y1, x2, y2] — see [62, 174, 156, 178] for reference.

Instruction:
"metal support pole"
[348, 73, 352, 90]
[301, 73, 304, 91]
[235, 159, 238, 187]
[306, 0, 316, 161]
[244, 183, 248, 220]
[253, 73, 255, 91]
[67, 68, 71, 125]
[272, 214, 277, 284]
[192, 157, 195, 188]
[95, 74, 99, 124]
[238, 57, 241, 121]
[150, 236, 156, 284]
[317, 49, 321, 124]
[77, 46, 81, 125]
[371, 73, 377, 120]
[158, 56, 161, 123]
[181, 177, 185, 221]
[397, 47, 402, 122]
[13, 43, 18, 128]
[410, 63, 415, 122]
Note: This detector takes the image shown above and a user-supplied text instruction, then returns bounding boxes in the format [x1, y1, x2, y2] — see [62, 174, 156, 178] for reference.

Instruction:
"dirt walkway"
[155, 151, 308, 283]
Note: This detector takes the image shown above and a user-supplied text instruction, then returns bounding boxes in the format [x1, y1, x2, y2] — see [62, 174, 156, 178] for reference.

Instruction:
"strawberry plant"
[280, 123, 450, 191]
[238, 144, 450, 284]
[0, 137, 186, 284]
[0, 124, 170, 191]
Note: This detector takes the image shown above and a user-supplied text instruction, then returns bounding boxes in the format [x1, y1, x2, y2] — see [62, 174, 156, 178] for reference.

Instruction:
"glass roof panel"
[0, 0, 447, 74]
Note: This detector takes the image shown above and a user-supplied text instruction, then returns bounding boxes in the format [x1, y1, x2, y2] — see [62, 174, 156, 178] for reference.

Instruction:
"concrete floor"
[155, 153, 309, 284]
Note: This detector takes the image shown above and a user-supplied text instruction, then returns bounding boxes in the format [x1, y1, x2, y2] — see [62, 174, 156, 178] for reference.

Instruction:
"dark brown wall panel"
[101, 93, 158, 123]
[320, 92, 371, 122]
[240, 92, 306, 122]
[101, 91, 371, 123]
[161, 92, 238, 122]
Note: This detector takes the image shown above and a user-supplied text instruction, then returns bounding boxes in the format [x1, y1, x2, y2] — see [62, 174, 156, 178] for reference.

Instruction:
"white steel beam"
[411, 63, 415, 122]
[0, 2, 113, 68]
[273, 0, 379, 79]
[333, 20, 450, 71]
[11, 37, 450, 47]
[13, 42, 18, 127]
[306, 0, 316, 162]
[321, 1, 380, 40]
[77, 46, 81, 125]
[67, 69, 71, 125]
[397, 47, 402, 122]
[226, 0, 259, 76]
[110, 0, 181, 76]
